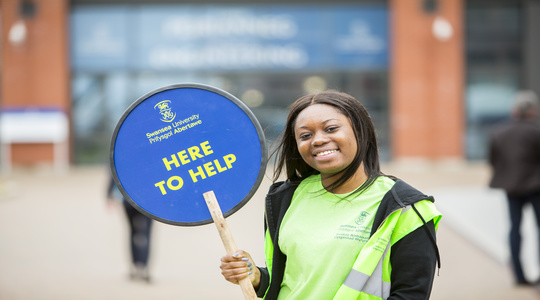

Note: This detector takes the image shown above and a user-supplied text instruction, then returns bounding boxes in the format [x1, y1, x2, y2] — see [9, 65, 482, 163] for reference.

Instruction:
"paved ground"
[0, 162, 539, 299]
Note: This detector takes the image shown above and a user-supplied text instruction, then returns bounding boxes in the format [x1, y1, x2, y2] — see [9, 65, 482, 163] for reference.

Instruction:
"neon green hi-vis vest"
[262, 179, 442, 300]
[332, 200, 441, 300]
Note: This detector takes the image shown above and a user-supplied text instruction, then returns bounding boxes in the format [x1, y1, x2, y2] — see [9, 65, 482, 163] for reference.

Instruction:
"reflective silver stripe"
[343, 240, 392, 299]
[401, 205, 412, 214]
[343, 268, 369, 293]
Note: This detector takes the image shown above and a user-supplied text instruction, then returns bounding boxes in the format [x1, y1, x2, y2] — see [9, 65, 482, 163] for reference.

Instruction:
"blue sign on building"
[70, 6, 132, 70]
[71, 4, 388, 71]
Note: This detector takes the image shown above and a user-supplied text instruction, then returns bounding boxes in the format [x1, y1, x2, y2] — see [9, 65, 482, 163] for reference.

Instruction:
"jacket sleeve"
[256, 267, 270, 298]
[388, 220, 437, 300]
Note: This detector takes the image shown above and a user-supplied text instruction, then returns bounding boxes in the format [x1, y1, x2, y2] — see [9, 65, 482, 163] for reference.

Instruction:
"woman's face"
[294, 104, 358, 179]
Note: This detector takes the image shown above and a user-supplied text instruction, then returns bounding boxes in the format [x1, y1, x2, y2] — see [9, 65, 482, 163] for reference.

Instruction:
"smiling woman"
[293, 103, 362, 194]
[274, 90, 379, 194]
[219, 90, 443, 300]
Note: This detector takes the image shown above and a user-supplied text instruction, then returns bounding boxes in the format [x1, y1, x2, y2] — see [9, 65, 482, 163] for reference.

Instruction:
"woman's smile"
[314, 149, 339, 158]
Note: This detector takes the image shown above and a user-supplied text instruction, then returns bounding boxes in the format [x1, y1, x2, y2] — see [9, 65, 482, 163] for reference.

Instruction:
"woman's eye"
[299, 133, 312, 140]
[326, 126, 339, 133]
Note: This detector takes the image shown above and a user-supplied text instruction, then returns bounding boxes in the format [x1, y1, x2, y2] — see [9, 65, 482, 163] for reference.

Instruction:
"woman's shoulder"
[268, 180, 300, 194]
[266, 175, 320, 202]
[296, 174, 321, 189]
[366, 175, 398, 194]
[376, 175, 397, 187]
[371, 176, 434, 205]
[266, 179, 304, 202]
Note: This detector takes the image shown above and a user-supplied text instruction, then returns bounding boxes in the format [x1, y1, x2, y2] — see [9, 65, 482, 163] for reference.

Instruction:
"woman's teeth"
[316, 150, 337, 157]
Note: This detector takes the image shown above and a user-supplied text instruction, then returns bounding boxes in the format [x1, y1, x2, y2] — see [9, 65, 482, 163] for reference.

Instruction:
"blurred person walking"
[107, 177, 153, 283]
[488, 90, 540, 286]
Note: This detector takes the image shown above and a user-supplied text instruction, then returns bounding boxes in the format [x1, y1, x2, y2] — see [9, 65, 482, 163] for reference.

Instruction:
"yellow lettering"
[203, 162, 217, 177]
[177, 150, 190, 165]
[201, 141, 214, 156]
[162, 154, 180, 171]
[155, 181, 167, 195]
[167, 176, 184, 191]
[189, 166, 206, 183]
[214, 159, 227, 172]
[187, 146, 204, 161]
[223, 154, 236, 169]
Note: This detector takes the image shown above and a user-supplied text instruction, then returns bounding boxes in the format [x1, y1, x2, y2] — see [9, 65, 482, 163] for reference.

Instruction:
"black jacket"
[489, 120, 540, 196]
[256, 179, 439, 300]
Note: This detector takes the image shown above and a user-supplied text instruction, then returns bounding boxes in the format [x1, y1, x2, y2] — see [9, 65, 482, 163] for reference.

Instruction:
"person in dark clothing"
[219, 90, 441, 299]
[488, 90, 540, 286]
[107, 178, 153, 283]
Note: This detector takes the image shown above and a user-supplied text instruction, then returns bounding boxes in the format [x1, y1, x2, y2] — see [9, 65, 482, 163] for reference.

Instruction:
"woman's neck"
[321, 165, 368, 194]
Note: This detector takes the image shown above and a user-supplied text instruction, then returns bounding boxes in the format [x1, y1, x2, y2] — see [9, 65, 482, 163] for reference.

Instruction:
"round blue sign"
[110, 84, 267, 226]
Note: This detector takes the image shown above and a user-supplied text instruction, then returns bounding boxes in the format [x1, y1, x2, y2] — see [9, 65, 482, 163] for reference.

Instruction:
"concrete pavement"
[0, 163, 539, 299]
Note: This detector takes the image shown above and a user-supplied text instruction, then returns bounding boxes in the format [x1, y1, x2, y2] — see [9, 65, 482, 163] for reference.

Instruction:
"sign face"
[110, 84, 267, 226]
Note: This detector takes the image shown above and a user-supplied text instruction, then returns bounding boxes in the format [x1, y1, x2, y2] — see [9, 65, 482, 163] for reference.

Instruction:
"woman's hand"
[220, 250, 261, 290]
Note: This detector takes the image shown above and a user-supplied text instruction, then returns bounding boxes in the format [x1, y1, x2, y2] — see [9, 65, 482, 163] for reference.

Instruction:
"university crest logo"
[154, 100, 176, 122]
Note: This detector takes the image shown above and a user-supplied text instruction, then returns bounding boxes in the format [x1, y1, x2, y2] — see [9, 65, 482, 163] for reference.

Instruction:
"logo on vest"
[335, 211, 371, 243]
[355, 211, 370, 226]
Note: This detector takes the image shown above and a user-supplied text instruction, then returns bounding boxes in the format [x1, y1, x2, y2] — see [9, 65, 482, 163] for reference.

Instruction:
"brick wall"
[390, 0, 464, 160]
[1, 0, 70, 166]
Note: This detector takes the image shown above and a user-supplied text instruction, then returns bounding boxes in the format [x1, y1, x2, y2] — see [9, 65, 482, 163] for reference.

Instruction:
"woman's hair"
[271, 89, 381, 193]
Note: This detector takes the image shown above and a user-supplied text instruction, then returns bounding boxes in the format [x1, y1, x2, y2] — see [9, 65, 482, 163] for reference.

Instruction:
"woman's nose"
[311, 131, 329, 146]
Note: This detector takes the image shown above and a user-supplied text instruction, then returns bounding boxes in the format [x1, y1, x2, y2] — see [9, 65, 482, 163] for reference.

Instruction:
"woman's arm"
[389, 220, 438, 300]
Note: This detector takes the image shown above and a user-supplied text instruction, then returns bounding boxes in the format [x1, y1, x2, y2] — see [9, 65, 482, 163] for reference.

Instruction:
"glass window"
[465, 1, 523, 160]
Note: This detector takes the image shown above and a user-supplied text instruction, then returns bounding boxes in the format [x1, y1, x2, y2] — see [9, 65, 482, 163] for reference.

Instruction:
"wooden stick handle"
[203, 191, 258, 300]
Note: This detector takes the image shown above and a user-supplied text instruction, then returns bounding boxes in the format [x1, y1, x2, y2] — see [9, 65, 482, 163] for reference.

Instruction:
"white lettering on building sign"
[161, 10, 297, 39]
[149, 44, 308, 70]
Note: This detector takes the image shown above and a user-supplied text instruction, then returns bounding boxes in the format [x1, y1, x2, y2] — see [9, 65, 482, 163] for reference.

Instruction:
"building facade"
[1, 0, 539, 167]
